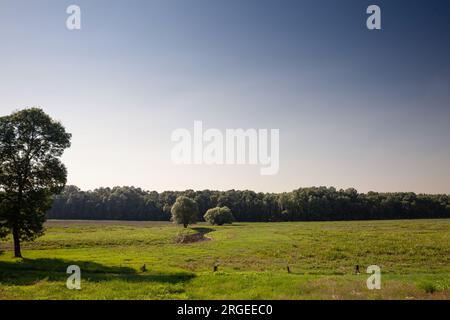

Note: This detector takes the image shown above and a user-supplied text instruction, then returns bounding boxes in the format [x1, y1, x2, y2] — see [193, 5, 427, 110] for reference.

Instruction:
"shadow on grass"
[0, 258, 195, 286]
[191, 227, 215, 235]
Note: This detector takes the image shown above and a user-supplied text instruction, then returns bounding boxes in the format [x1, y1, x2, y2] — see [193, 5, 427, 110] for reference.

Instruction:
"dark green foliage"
[0, 223, 7, 239]
[419, 282, 438, 294]
[170, 196, 199, 228]
[0, 108, 71, 256]
[48, 186, 450, 222]
[204, 206, 234, 225]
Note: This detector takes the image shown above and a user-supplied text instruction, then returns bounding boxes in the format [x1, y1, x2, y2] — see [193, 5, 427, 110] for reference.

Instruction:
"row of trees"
[48, 185, 450, 222]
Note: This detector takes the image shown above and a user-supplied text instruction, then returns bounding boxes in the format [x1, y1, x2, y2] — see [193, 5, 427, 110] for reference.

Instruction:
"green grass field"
[1, 219, 449, 300]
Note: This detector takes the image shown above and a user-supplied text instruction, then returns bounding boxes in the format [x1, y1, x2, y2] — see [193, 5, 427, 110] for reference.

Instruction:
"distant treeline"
[48, 186, 450, 221]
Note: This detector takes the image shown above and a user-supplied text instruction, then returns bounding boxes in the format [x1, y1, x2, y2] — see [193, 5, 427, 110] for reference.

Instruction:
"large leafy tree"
[0, 108, 71, 257]
[170, 196, 198, 228]
[204, 206, 234, 225]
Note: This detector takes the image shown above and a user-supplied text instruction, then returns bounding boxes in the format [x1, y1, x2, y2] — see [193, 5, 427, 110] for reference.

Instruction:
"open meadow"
[0, 219, 449, 300]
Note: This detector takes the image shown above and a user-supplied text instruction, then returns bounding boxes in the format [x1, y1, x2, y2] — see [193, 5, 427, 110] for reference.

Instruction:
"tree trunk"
[13, 227, 22, 258]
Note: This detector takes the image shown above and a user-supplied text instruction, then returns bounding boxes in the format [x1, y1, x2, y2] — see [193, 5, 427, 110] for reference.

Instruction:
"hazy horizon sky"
[1, 0, 450, 194]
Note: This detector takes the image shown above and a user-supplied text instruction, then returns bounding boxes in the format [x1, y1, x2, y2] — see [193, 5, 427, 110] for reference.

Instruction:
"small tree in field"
[204, 206, 234, 226]
[0, 108, 71, 257]
[171, 196, 198, 228]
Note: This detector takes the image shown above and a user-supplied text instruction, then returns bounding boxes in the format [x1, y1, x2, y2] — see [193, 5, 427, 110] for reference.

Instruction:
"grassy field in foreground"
[0, 219, 449, 300]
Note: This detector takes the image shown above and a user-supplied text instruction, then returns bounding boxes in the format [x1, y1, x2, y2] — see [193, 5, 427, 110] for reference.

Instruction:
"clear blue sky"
[1, 0, 449, 193]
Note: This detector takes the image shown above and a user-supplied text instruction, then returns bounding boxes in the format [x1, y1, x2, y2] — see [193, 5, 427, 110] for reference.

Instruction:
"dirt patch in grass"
[175, 227, 214, 244]
[176, 233, 212, 244]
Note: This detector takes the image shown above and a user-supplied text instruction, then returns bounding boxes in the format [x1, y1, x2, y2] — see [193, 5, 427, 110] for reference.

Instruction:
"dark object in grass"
[420, 282, 437, 294]
[140, 264, 147, 272]
[287, 266, 291, 273]
[355, 265, 360, 274]
[213, 265, 218, 272]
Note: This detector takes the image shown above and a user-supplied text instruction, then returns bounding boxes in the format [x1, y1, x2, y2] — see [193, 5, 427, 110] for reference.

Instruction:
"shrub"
[171, 196, 198, 228]
[419, 282, 437, 294]
[204, 206, 234, 225]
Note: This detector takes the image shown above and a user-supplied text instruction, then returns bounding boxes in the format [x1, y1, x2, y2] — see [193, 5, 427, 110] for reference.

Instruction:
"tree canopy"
[0, 108, 71, 257]
[48, 186, 450, 222]
[204, 206, 234, 225]
[170, 196, 199, 228]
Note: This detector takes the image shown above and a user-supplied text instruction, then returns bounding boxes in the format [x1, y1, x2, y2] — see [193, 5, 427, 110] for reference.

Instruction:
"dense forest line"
[48, 186, 450, 222]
